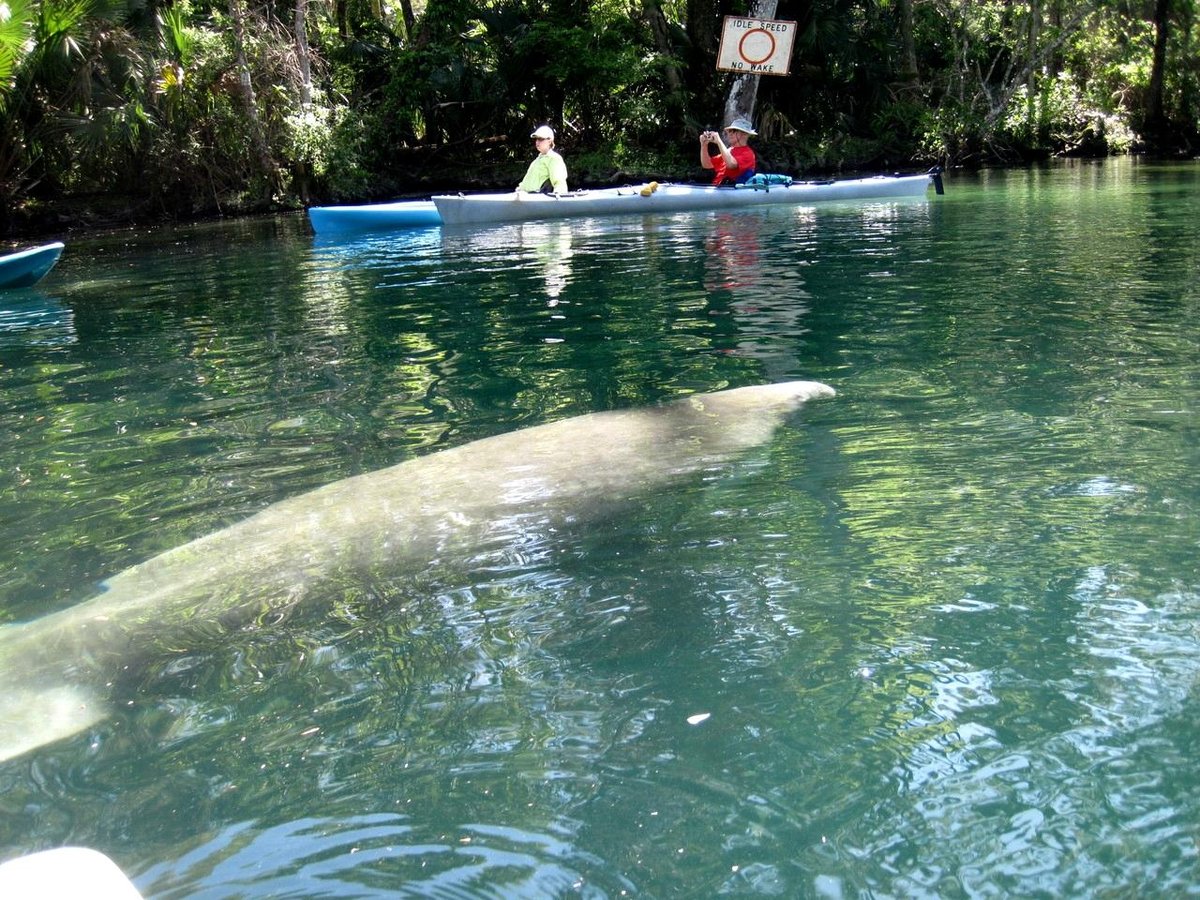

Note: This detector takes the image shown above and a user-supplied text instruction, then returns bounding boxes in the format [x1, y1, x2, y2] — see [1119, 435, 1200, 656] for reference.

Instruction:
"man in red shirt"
[699, 118, 757, 185]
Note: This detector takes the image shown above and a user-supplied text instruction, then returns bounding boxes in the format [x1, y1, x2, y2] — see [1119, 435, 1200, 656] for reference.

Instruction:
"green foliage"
[2, 0, 1199, 228]
[0, 0, 34, 99]
[916, 101, 986, 163]
[998, 72, 1137, 157]
[158, 3, 195, 64]
[0, 0, 150, 217]
[283, 98, 371, 199]
[525, 18, 665, 141]
[363, 40, 506, 174]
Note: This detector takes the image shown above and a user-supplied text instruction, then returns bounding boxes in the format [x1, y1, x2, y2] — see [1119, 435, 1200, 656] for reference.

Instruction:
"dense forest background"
[1, 0, 1197, 233]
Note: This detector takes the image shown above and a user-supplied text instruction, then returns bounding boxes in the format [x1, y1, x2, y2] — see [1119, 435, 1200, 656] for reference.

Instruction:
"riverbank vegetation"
[1, 0, 1197, 233]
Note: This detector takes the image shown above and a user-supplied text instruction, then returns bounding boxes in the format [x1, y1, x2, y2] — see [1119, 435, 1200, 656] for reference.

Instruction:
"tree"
[722, 0, 778, 128]
[1139, 0, 1196, 152]
[228, 0, 276, 186]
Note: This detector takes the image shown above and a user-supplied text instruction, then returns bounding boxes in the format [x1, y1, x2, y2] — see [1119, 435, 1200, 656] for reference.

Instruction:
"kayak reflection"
[442, 221, 575, 302]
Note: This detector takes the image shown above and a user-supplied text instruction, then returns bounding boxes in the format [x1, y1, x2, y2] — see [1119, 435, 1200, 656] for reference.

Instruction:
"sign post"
[716, 16, 797, 76]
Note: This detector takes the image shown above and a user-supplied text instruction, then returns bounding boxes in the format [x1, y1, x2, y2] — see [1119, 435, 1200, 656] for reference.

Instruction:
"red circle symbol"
[738, 29, 776, 66]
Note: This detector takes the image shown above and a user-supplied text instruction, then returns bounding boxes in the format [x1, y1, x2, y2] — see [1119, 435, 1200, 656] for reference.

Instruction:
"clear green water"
[1, 159, 1198, 897]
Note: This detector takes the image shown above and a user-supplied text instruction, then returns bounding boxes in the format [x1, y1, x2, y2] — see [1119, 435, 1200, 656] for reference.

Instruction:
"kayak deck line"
[433, 171, 940, 227]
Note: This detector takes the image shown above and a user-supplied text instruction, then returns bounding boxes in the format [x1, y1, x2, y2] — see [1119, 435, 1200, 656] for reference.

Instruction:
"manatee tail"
[0, 683, 109, 763]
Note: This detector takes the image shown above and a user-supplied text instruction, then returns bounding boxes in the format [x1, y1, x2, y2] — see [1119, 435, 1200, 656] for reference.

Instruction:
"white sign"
[716, 16, 796, 76]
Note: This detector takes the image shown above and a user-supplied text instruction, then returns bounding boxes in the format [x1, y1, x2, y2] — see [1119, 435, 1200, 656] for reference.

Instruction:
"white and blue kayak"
[434, 171, 941, 227]
[307, 199, 441, 235]
[308, 170, 942, 234]
[0, 241, 64, 289]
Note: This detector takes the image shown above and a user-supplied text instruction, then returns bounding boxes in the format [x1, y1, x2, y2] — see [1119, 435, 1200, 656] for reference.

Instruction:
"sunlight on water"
[1, 159, 1198, 896]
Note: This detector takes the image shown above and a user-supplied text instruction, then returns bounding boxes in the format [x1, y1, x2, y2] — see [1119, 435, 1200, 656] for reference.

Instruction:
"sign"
[716, 16, 796, 76]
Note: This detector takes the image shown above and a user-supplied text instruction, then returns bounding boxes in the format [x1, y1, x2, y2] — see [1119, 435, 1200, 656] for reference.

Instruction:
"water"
[2, 159, 1198, 897]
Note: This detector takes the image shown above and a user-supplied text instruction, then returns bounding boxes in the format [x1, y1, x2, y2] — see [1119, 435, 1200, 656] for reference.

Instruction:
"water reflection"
[843, 567, 1200, 896]
[137, 813, 633, 898]
[701, 209, 816, 380]
[703, 212, 766, 293]
[443, 221, 575, 301]
[0, 291, 76, 347]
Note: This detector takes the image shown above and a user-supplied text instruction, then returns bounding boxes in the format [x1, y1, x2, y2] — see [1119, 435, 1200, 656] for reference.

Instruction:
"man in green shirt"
[518, 125, 569, 194]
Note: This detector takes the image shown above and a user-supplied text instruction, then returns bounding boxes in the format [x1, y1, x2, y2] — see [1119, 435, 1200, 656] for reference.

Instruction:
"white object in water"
[0, 847, 143, 899]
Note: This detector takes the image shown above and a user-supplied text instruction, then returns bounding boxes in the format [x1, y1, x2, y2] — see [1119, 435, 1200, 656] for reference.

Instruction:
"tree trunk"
[228, 0, 275, 183]
[1144, 0, 1171, 148]
[642, 0, 686, 129]
[1047, 0, 1064, 75]
[684, 0, 719, 113]
[1026, 0, 1040, 133]
[899, 0, 919, 88]
[334, 0, 348, 40]
[397, 0, 416, 40]
[722, 0, 778, 128]
[294, 0, 312, 107]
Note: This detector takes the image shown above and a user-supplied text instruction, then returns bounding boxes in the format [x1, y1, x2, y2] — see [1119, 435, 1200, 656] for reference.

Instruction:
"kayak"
[307, 170, 942, 234]
[307, 200, 440, 235]
[434, 172, 940, 227]
[0, 241, 65, 289]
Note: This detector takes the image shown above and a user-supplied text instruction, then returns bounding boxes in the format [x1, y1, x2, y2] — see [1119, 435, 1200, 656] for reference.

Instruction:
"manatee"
[0, 381, 834, 762]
